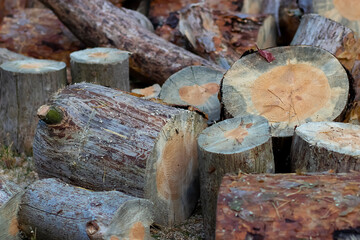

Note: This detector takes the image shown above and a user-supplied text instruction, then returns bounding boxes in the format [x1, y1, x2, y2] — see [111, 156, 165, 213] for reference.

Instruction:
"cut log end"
[333, 0, 360, 21]
[0, 59, 66, 74]
[131, 84, 162, 99]
[178, 82, 219, 106]
[70, 47, 130, 64]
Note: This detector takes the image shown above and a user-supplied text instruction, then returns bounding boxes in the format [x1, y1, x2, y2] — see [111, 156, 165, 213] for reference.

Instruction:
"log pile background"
[1, 0, 360, 239]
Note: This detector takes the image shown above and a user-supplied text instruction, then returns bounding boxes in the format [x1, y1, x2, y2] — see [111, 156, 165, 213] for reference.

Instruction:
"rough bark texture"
[0, 178, 21, 207]
[0, 59, 66, 154]
[0, 8, 84, 65]
[291, 122, 360, 173]
[0, 192, 23, 240]
[18, 178, 153, 240]
[39, 0, 224, 84]
[33, 83, 207, 226]
[159, 66, 223, 124]
[291, 14, 360, 100]
[70, 47, 130, 90]
[197, 115, 274, 240]
[216, 172, 360, 239]
[0, 48, 33, 65]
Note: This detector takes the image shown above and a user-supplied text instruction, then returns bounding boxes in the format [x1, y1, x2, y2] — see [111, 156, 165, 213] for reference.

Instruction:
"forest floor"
[0, 144, 205, 240]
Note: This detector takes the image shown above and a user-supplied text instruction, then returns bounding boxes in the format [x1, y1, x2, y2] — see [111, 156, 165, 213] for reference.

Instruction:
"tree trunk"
[18, 178, 153, 240]
[39, 0, 224, 84]
[70, 47, 130, 90]
[216, 172, 360, 239]
[33, 83, 207, 226]
[159, 66, 223, 124]
[291, 121, 360, 172]
[0, 48, 33, 65]
[0, 59, 66, 154]
[221, 46, 349, 171]
[197, 115, 274, 240]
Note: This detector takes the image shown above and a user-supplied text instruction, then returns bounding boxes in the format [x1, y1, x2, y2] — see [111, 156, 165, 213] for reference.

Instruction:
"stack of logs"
[1, 0, 360, 240]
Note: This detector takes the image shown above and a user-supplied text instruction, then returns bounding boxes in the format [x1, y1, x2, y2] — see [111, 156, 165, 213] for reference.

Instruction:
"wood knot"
[86, 220, 99, 236]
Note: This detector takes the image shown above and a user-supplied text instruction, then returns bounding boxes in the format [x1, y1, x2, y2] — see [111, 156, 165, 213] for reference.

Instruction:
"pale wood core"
[333, 0, 360, 21]
[8, 216, 18, 236]
[316, 126, 360, 150]
[224, 123, 252, 144]
[139, 86, 156, 97]
[251, 63, 331, 122]
[129, 221, 145, 240]
[88, 52, 109, 58]
[156, 130, 197, 200]
[20, 62, 45, 69]
[179, 83, 219, 106]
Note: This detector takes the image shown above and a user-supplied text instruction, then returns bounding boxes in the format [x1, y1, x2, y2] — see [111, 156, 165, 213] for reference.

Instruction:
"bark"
[18, 178, 153, 240]
[197, 115, 274, 240]
[39, 0, 224, 84]
[291, 121, 360, 172]
[33, 83, 207, 226]
[0, 48, 33, 65]
[216, 172, 360, 239]
[159, 66, 223, 124]
[0, 8, 84, 65]
[0, 59, 66, 154]
[70, 47, 130, 91]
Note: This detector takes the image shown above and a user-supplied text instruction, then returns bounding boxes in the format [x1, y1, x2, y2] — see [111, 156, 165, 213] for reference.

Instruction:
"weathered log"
[0, 48, 33, 65]
[216, 172, 360, 239]
[159, 66, 223, 124]
[0, 8, 84, 65]
[312, 0, 360, 37]
[18, 178, 153, 240]
[0, 59, 66, 154]
[221, 45, 349, 172]
[70, 47, 130, 90]
[33, 83, 207, 226]
[132, 84, 161, 99]
[39, 0, 224, 84]
[0, 178, 23, 240]
[197, 115, 274, 240]
[291, 122, 360, 173]
[291, 14, 360, 101]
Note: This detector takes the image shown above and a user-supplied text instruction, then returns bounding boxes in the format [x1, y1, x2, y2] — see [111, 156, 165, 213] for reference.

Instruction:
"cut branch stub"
[291, 121, 360, 172]
[37, 105, 64, 125]
[33, 83, 207, 226]
[159, 66, 223, 124]
[17, 178, 153, 240]
[222, 45, 349, 138]
[197, 114, 274, 240]
[216, 172, 360, 239]
[70, 47, 130, 90]
[312, 0, 360, 37]
[0, 59, 66, 154]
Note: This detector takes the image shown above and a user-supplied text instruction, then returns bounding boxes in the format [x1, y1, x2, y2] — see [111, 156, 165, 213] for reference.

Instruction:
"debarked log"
[197, 114, 274, 240]
[33, 83, 207, 226]
[216, 172, 360, 239]
[18, 178, 153, 240]
[290, 121, 360, 172]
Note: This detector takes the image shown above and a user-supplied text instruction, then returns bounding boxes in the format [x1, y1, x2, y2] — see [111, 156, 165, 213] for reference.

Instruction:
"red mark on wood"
[256, 44, 275, 63]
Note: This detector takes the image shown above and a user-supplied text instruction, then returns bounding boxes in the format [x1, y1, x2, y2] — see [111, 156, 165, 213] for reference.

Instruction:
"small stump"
[291, 121, 360, 172]
[70, 47, 130, 91]
[0, 59, 66, 154]
[159, 66, 223, 124]
[197, 114, 274, 240]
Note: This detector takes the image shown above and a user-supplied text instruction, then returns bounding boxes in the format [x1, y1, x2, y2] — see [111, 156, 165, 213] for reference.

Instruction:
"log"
[291, 121, 360, 173]
[132, 84, 161, 99]
[312, 0, 360, 37]
[0, 178, 23, 240]
[216, 172, 360, 239]
[33, 83, 207, 226]
[70, 47, 130, 90]
[159, 66, 223, 124]
[0, 59, 66, 154]
[197, 115, 275, 240]
[0, 8, 84, 65]
[0, 48, 33, 65]
[39, 0, 224, 84]
[221, 45, 349, 172]
[291, 14, 360, 101]
[18, 178, 153, 240]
